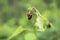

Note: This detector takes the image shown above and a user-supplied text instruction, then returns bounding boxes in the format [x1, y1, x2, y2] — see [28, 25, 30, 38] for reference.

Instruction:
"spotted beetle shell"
[27, 11, 32, 20]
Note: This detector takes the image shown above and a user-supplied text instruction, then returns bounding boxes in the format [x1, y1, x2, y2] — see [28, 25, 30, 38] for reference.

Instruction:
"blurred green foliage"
[0, 0, 60, 40]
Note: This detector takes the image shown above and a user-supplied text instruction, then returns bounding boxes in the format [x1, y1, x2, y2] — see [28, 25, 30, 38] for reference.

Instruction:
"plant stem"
[33, 7, 41, 16]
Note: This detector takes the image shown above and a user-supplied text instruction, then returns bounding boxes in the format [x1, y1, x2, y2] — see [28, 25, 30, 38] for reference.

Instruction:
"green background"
[0, 0, 60, 40]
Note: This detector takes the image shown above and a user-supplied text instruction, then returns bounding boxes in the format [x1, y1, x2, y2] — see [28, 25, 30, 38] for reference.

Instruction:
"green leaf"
[7, 26, 24, 40]
[24, 32, 37, 40]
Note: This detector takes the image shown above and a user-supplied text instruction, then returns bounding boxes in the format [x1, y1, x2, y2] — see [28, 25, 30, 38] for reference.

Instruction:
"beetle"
[27, 11, 32, 20]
